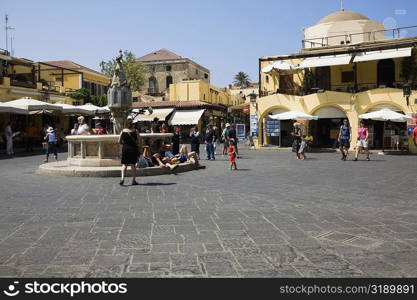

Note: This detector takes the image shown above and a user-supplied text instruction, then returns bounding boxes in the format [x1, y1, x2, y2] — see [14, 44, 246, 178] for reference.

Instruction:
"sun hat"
[46, 126, 55, 133]
[225, 123, 231, 127]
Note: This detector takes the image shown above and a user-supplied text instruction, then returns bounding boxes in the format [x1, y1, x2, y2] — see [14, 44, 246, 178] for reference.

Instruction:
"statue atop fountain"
[107, 50, 132, 134]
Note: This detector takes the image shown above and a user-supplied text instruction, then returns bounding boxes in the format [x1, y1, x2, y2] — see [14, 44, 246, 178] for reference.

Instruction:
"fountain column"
[107, 50, 132, 134]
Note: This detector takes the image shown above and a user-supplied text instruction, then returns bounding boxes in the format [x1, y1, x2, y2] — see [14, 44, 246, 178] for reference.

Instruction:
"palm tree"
[233, 72, 251, 88]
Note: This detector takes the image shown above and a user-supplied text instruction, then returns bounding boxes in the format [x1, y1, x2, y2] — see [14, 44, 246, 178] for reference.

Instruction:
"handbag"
[42, 142, 47, 150]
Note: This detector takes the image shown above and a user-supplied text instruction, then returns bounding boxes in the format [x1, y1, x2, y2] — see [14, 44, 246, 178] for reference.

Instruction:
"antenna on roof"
[340, 0, 345, 11]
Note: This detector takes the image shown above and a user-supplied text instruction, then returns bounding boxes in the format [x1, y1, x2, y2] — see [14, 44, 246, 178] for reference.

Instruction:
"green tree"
[401, 51, 417, 84]
[233, 72, 251, 88]
[301, 69, 316, 95]
[91, 95, 107, 107]
[99, 50, 146, 92]
[67, 88, 91, 104]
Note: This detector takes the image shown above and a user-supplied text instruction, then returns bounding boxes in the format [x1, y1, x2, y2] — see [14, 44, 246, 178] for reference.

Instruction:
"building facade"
[136, 49, 210, 99]
[169, 80, 231, 106]
[256, 9, 417, 153]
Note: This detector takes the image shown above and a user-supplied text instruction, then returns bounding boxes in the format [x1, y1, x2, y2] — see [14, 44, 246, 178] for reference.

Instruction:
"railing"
[303, 25, 417, 49]
[261, 81, 416, 98]
[10, 80, 36, 89]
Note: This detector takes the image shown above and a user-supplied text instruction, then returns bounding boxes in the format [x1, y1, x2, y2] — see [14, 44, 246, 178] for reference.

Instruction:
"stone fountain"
[37, 51, 202, 177]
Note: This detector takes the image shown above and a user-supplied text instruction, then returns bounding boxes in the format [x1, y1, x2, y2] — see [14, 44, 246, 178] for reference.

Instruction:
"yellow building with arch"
[255, 10, 417, 153]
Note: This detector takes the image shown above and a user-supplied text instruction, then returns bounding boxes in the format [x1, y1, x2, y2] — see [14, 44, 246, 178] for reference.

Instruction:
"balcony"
[10, 79, 36, 89]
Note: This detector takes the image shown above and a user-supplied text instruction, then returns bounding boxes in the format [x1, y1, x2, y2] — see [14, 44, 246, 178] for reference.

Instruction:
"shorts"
[339, 139, 350, 148]
[356, 139, 368, 148]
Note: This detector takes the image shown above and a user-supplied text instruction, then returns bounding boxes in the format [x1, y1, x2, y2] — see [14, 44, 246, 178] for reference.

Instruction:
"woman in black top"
[119, 118, 140, 186]
[172, 127, 181, 155]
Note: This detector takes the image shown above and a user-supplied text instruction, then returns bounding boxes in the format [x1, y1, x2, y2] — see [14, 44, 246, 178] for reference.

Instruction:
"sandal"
[119, 179, 124, 186]
[131, 180, 139, 186]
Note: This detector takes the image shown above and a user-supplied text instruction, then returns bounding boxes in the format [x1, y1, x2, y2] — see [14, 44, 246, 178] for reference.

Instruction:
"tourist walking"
[4, 122, 14, 156]
[222, 123, 230, 155]
[338, 119, 351, 161]
[292, 121, 302, 159]
[299, 135, 307, 160]
[228, 138, 238, 170]
[190, 126, 200, 159]
[119, 118, 140, 186]
[205, 125, 215, 160]
[353, 120, 370, 161]
[77, 116, 90, 135]
[172, 127, 181, 155]
[44, 126, 58, 162]
[212, 125, 219, 155]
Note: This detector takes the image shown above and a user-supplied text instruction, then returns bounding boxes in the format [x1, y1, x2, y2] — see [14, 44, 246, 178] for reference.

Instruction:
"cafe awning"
[77, 103, 110, 114]
[353, 47, 412, 63]
[3, 97, 62, 113]
[168, 109, 205, 125]
[298, 54, 352, 69]
[133, 108, 174, 123]
[0, 103, 28, 115]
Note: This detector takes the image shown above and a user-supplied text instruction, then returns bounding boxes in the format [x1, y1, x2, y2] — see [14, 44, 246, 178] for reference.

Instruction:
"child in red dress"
[228, 138, 237, 170]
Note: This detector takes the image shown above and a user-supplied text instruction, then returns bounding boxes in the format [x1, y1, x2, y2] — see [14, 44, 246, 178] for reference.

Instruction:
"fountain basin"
[36, 132, 206, 177]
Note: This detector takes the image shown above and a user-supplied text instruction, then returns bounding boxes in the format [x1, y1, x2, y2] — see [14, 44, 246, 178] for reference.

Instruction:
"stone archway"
[310, 105, 348, 148]
[258, 106, 291, 146]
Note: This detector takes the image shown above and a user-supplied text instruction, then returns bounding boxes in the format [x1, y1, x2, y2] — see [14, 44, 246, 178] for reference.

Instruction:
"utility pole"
[5, 14, 15, 54]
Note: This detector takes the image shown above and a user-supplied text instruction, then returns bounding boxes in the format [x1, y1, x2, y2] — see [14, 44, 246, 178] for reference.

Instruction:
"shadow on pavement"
[139, 182, 177, 186]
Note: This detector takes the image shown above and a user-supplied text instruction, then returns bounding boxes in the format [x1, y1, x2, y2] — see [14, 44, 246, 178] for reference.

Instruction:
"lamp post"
[403, 83, 411, 106]
[248, 90, 258, 145]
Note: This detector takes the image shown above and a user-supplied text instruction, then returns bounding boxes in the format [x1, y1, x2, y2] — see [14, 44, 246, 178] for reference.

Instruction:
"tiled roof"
[136, 49, 183, 62]
[132, 100, 226, 110]
[41, 60, 108, 78]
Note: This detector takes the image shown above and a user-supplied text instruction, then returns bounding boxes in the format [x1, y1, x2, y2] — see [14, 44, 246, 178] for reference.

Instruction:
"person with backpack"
[222, 123, 230, 155]
[338, 119, 351, 161]
[44, 126, 58, 162]
[190, 126, 200, 159]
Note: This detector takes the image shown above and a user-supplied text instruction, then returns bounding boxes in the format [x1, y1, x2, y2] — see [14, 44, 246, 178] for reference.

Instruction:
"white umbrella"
[358, 108, 412, 123]
[77, 103, 110, 114]
[269, 110, 318, 120]
[4, 97, 62, 113]
[52, 103, 94, 115]
[0, 102, 28, 115]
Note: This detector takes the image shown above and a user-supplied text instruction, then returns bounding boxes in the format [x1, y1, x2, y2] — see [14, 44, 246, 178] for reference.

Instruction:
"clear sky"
[1, 0, 417, 87]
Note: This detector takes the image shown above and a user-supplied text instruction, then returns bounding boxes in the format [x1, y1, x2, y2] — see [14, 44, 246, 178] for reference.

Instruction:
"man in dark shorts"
[338, 119, 351, 161]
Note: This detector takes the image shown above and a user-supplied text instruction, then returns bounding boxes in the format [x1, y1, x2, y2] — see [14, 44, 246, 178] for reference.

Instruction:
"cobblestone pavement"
[0, 147, 416, 278]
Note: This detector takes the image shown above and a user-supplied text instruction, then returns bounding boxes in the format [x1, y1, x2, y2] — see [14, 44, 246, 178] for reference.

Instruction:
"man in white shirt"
[5, 122, 13, 155]
[76, 116, 90, 135]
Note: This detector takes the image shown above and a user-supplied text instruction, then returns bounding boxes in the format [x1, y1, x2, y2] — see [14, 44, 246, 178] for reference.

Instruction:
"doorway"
[377, 59, 395, 88]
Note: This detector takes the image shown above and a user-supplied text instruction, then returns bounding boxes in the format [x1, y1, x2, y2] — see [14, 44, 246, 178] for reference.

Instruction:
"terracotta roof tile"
[41, 60, 109, 78]
[136, 49, 183, 62]
[132, 100, 226, 110]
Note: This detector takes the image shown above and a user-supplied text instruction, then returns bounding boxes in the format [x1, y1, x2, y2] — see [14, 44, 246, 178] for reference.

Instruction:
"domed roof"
[318, 10, 369, 24]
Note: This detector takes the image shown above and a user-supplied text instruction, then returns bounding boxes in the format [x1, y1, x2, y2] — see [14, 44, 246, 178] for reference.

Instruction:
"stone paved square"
[0, 147, 416, 278]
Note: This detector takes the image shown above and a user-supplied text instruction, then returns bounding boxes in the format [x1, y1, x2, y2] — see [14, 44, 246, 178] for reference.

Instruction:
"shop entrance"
[310, 106, 347, 148]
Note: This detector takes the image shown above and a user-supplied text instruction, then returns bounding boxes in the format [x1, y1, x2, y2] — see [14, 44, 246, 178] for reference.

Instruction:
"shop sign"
[250, 114, 258, 135]
[266, 119, 280, 137]
[236, 124, 246, 142]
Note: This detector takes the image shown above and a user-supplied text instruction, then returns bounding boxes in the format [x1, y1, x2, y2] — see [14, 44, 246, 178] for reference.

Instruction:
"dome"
[318, 10, 369, 24]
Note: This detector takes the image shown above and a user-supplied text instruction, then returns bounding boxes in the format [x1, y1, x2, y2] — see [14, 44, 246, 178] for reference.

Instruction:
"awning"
[77, 103, 110, 114]
[368, 104, 402, 113]
[353, 47, 412, 63]
[262, 61, 295, 73]
[133, 108, 174, 123]
[269, 111, 318, 120]
[359, 108, 412, 123]
[0, 103, 28, 115]
[298, 54, 352, 69]
[313, 107, 346, 119]
[168, 109, 205, 125]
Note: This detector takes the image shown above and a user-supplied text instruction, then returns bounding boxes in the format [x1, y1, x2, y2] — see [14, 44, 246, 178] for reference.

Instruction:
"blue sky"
[1, 0, 417, 87]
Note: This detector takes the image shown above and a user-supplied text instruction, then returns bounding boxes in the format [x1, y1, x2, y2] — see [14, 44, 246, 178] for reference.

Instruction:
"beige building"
[169, 80, 231, 106]
[136, 49, 210, 99]
[256, 9, 417, 153]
